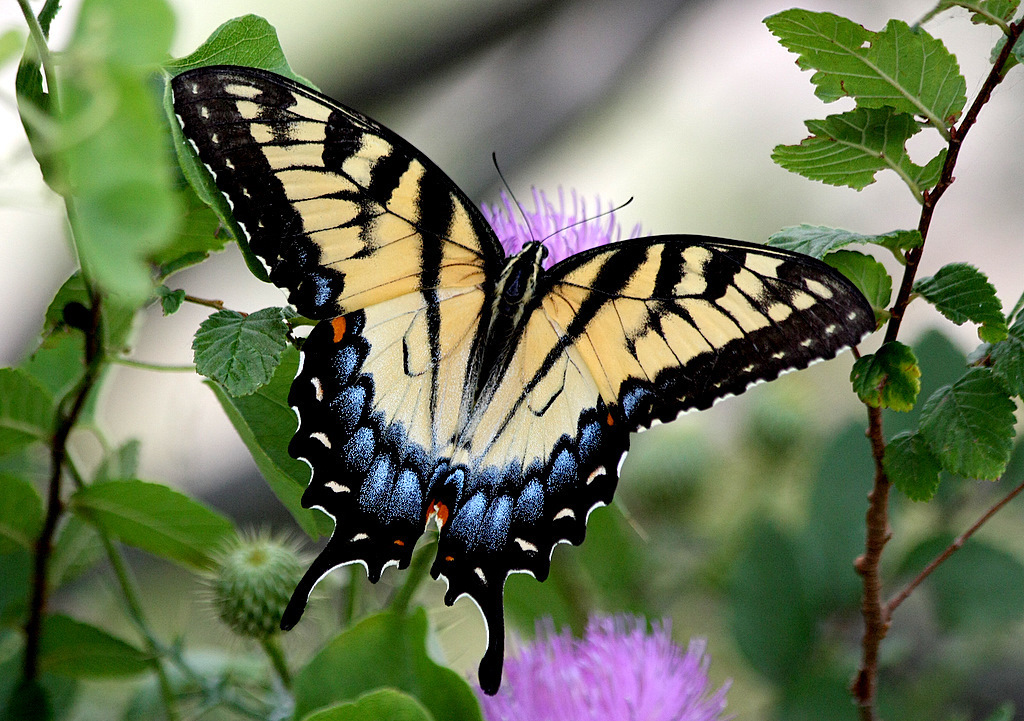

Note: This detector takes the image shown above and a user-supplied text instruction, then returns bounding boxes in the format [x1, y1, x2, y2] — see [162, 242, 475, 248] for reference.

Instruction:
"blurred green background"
[2, 0, 1023, 718]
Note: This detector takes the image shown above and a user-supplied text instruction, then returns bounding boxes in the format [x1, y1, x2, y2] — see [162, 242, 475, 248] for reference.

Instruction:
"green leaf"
[94, 439, 141, 482]
[0, 473, 43, 553]
[56, 0, 181, 307]
[164, 15, 306, 80]
[728, 518, 815, 683]
[932, 0, 1020, 27]
[151, 188, 229, 279]
[293, 608, 482, 721]
[824, 250, 892, 315]
[193, 308, 289, 396]
[39, 614, 150, 678]
[0, 368, 54, 456]
[850, 341, 920, 411]
[41, 273, 136, 354]
[69, 479, 234, 570]
[919, 368, 1016, 480]
[0, 29, 24, 68]
[765, 10, 967, 132]
[767, 225, 921, 262]
[914, 263, 1008, 342]
[0, 550, 31, 624]
[898, 536, 1024, 631]
[210, 347, 332, 538]
[772, 108, 943, 196]
[48, 516, 103, 590]
[302, 690, 435, 721]
[884, 431, 942, 501]
[156, 286, 186, 316]
[991, 315, 1024, 397]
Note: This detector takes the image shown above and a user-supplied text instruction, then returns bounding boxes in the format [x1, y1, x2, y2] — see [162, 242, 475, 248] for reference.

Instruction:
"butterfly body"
[171, 65, 874, 694]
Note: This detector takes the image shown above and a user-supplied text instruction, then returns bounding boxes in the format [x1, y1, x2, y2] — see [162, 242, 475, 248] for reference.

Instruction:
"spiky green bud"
[211, 532, 303, 639]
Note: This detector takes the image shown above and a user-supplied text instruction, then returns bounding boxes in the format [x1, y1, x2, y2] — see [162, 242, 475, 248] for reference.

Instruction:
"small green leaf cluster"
[767, 6, 1023, 503]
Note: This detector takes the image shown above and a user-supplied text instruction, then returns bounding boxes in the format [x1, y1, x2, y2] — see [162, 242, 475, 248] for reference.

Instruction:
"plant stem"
[260, 636, 292, 689]
[887, 478, 1024, 615]
[112, 357, 196, 373]
[390, 542, 436, 615]
[851, 406, 892, 718]
[99, 533, 180, 720]
[23, 293, 104, 682]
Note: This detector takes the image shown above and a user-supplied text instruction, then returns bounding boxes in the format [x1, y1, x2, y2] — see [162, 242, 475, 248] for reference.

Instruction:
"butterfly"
[171, 65, 874, 694]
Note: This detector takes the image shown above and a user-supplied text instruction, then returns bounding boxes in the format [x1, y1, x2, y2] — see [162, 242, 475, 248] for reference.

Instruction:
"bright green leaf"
[41, 273, 136, 354]
[765, 10, 967, 132]
[193, 308, 289, 396]
[164, 15, 305, 80]
[990, 315, 1024, 396]
[302, 689, 435, 721]
[70, 479, 234, 570]
[156, 286, 186, 316]
[0, 368, 54, 456]
[919, 368, 1016, 479]
[293, 608, 482, 721]
[0, 473, 43, 553]
[94, 439, 141, 482]
[39, 614, 150, 678]
[824, 250, 892, 314]
[941, 0, 1020, 27]
[0, 29, 24, 67]
[151, 188, 229, 279]
[772, 108, 941, 196]
[728, 519, 815, 683]
[914, 263, 1007, 342]
[898, 536, 1024, 630]
[768, 225, 921, 263]
[210, 347, 332, 538]
[884, 431, 942, 501]
[850, 342, 920, 411]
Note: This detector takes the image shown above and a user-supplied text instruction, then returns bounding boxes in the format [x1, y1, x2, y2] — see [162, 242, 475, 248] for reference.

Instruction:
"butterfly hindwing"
[171, 66, 503, 319]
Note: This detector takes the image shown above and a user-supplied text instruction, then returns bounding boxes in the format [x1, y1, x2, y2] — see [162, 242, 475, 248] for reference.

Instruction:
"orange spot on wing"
[445, 555, 454, 562]
[394, 539, 405, 546]
[331, 316, 347, 343]
[606, 412, 615, 426]
[425, 499, 450, 530]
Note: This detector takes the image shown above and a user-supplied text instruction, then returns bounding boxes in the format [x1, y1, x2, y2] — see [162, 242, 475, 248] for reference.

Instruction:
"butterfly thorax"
[475, 242, 548, 386]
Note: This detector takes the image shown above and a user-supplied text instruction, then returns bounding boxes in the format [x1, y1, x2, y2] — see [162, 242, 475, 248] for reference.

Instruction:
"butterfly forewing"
[171, 66, 503, 319]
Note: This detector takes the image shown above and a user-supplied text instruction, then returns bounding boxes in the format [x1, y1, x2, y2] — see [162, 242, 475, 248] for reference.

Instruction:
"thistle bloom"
[478, 615, 730, 721]
[481, 188, 642, 267]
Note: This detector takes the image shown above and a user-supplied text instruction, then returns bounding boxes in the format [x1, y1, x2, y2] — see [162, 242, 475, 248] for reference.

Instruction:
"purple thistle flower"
[481, 188, 643, 268]
[478, 615, 731, 721]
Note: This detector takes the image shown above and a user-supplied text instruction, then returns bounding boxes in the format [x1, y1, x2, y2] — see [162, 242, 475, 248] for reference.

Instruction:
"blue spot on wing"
[389, 469, 423, 523]
[360, 454, 393, 511]
[513, 480, 544, 523]
[480, 496, 512, 549]
[449, 492, 487, 548]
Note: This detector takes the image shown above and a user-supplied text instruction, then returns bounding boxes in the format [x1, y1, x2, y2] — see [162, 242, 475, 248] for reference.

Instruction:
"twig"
[851, 406, 892, 718]
[887, 478, 1024, 615]
[23, 293, 104, 680]
[185, 294, 233, 313]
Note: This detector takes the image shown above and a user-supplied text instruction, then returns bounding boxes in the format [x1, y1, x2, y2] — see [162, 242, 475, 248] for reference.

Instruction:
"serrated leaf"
[951, 0, 1020, 26]
[39, 614, 150, 678]
[914, 263, 1007, 342]
[193, 308, 289, 396]
[851, 342, 920, 411]
[209, 347, 332, 538]
[48, 516, 103, 589]
[768, 225, 921, 263]
[0, 368, 54, 456]
[919, 368, 1016, 479]
[884, 431, 942, 501]
[898, 536, 1024, 630]
[70, 479, 234, 570]
[0, 473, 43, 552]
[302, 690, 435, 721]
[991, 315, 1024, 396]
[293, 608, 482, 721]
[765, 10, 967, 132]
[824, 250, 892, 315]
[156, 286, 186, 316]
[772, 107, 940, 196]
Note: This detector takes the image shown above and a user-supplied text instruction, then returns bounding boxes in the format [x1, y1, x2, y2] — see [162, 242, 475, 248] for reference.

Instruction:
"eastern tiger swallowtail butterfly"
[171, 65, 874, 694]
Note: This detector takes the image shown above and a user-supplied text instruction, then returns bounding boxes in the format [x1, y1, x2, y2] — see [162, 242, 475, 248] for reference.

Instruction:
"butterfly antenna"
[492, 153, 537, 243]
[538, 195, 635, 246]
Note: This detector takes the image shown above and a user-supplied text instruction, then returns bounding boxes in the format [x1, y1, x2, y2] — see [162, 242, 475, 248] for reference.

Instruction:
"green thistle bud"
[210, 531, 303, 639]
